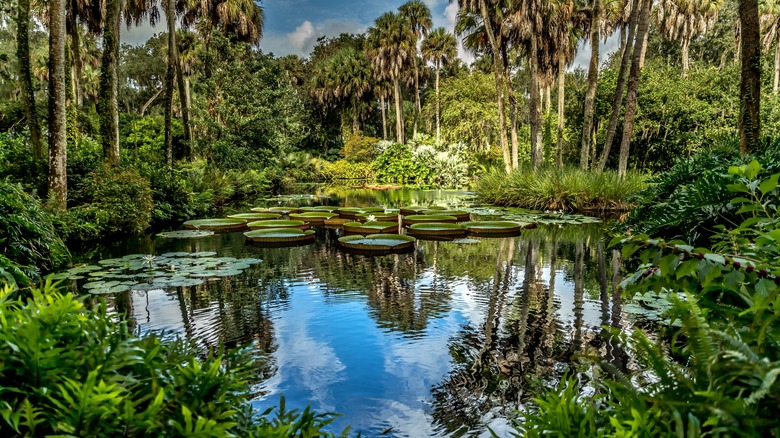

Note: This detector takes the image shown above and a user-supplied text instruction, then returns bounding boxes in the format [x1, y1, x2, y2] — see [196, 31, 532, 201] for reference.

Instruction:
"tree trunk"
[164, 0, 176, 168]
[393, 79, 405, 144]
[556, 51, 566, 167]
[352, 99, 360, 134]
[67, 9, 83, 107]
[16, 0, 45, 164]
[580, 0, 601, 170]
[48, 0, 68, 210]
[544, 85, 551, 114]
[413, 54, 420, 138]
[381, 93, 388, 140]
[681, 36, 690, 77]
[479, 0, 511, 173]
[435, 62, 441, 144]
[502, 45, 519, 169]
[774, 40, 780, 94]
[596, 0, 639, 172]
[99, 0, 120, 166]
[175, 60, 192, 159]
[739, 0, 761, 155]
[140, 88, 163, 116]
[529, 37, 544, 168]
[639, 27, 649, 68]
[617, 0, 652, 178]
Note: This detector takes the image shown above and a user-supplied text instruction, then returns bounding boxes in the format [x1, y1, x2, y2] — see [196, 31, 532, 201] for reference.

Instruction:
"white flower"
[366, 215, 377, 222]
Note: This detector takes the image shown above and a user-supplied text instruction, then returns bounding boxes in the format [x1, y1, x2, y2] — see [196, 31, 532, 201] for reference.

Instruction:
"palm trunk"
[639, 27, 649, 68]
[140, 88, 163, 116]
[352, 99, 359, 134]
[617, 0, 652, 178]
[393, 79, 404, 144]
[175, 61, 191, 159]
[544, 85, 551, 114]
[435, 62, 441, 144]
[381, 93, 388, 140]
[739, 0, 761, 155]
[67, 9, 83, 107]
[479, 0, 511, 173]
[596, 0, 639, 172]
[164, 0, 176, 168]
[16, 0, 45, 164]
[529, 37, 544, 168]
[681, 36, 690, 77]
[413, 54, 420, 138]
[774, 40, 780, 94]
[502, 45, 519, 169]
[48, 0, 68, 210]
[580, 0, 601, 170]
[556, 51, 565, 167]
[99, 0, 120, 166]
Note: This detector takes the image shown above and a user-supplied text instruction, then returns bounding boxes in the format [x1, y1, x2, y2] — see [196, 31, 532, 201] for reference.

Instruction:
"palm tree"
[164, 0, 178, 167]
[366, 12, 415, 144]
[740, 0, 760, 154]
[654, 0, 722, 76]
[399, 0, 432, 138]
[617, 0, 653, 177]
[16, 0, 45, 164]
[311, 48, 373, 135]
[760, 0, 780, 93]
[49, 0, 68, 209]
[98, 0, 121, 166]
[553, 1, 584, 166]
[422, 27, 458, 145]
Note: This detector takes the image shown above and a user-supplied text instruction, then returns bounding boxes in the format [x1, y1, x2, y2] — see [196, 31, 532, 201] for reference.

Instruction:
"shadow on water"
[80, 200, 631, 437]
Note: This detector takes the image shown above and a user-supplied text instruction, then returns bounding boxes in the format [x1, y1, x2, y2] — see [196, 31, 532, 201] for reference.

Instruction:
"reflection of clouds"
[132, 289, 184, 334]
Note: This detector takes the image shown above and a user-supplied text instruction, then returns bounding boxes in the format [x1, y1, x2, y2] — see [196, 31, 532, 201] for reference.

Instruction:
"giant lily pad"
[355, 212, 399, 222]
[337, 207, 384, 219]
[245, 228, 316, 246]
[251, 206, 301, 215]
[338, 234, 416, 253]
[465, 221, 533, 236]
[407, 222, 467, 238]
[157, 230, 215, 239]
[422, 209, 470, 222]
[289, 212, 339, 225]
[227, 212, 282, 221]
[400, 206, 446, 215]
[403, 215, 458, 226]
[183, 218, 247, 232]
[343, 221, 398, 234]
[246, 219, 310, 230]
[299, 206, 339, 213]
[500, 212, 601, 225]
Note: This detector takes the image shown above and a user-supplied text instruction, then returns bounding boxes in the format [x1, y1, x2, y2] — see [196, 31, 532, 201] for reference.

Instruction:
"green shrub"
[319, 159, 375, 180]
[0, 282, 345, 437]
[0, 181, 70, 280]
[477, 166, 648, 211]
[341, 133, 380, 162]
[65, 165, 154, 240]
[520, 162, 780, 436]
[0, 131, 45, 193]
[373, 143, 426, 184]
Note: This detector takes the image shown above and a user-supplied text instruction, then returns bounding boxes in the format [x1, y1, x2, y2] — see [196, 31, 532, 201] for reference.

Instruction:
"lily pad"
[250, 206, 301, 215]
[422, 209, 471, 221]
[289, 212, 339, 225]
[407, 222, 467, 237]
[227, 212, 282, 221]
[338, 234, 416, 253]
[244, 228, 316, 245]
[299, 206, 338, 213]
[400, 206, 446, 215]
[183, 218, 247, 232]
[343, 221, 399, 234]
[324, 218, 351, 228]
[247, 220, 310, 230]
[157, 230, 216, 239]
[403, 215, 458, 226]
[465, 221, 533, 236]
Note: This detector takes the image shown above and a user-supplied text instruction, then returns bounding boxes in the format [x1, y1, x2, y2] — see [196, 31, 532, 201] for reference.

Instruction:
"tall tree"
[655, 0, 722, 76]
[367, 12, 415, 144]
[16, 0, 45, 163]
[617, 0, 652, 177]
[164, 0, 177, 167]
[760, 0, 780, 93]
[580, 0, 602, 170]
[399, 0, 432, 138]
[311, 48, 373, 135]
[49, 0, 68, 209]
[740, 0, 761, 154]
[422, 27, 458, 145]
[99, 0, 121, 165]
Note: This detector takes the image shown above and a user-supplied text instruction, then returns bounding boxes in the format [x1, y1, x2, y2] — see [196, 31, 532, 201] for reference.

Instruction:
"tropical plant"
[421, 27, 458, 145]
[398, 0, 432, 137]
[654, 0, 722, 76]
[310, 47, 373, 135]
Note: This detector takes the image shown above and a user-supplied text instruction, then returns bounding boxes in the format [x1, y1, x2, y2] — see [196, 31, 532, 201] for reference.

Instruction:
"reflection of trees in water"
[431, 227, 628, 435]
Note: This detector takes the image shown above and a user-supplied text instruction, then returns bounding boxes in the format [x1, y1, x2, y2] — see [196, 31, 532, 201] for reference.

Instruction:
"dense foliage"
[520, 162, 780, 436]
[0, 282, 347, 437]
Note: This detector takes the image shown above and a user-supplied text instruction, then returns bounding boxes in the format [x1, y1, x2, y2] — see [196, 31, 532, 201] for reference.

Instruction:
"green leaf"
[760, 173, 779, 195]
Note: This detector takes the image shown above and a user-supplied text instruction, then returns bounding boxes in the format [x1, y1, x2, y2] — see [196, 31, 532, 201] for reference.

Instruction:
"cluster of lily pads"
[52, 252, 262, 294]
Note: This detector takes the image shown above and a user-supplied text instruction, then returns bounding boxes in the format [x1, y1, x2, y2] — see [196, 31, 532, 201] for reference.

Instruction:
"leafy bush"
[0, 131, 45, 193]
[341, 133, 380, 162]
[318, 159, 375, 180]
[373, 143, 427, 184]
[520, 162, 780, 436]
[627, 138, 780, 244]
[0, 181, 70, 281]
[0, 282, 346, 437]
[478, 166, 648, 211]
[64, 165, 154, 240]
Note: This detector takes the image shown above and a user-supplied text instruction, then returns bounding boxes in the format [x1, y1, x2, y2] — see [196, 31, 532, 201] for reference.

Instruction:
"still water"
[90, 189, 631, 437]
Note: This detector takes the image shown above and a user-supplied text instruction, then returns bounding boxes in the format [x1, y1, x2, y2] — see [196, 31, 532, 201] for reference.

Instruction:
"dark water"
[86, 189, 630, 437]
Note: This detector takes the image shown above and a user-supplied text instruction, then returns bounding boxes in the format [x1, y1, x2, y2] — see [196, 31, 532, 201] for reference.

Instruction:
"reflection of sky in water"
[116, 220, 621, 437]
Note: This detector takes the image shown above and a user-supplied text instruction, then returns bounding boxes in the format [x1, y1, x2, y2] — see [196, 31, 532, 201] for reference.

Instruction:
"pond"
[64, 188, 637, 437]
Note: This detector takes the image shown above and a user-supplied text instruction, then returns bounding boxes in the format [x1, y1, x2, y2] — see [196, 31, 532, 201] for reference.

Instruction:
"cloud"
[261, 18, 367, 58]
[288, 20, 316, 51]
[442, 2, 475, 65]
